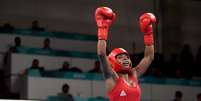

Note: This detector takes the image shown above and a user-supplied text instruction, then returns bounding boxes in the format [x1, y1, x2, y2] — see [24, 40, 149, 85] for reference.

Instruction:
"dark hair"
[15, 36, 21, 41]
[197, 93, 201, 99]
[175, 91, 182, 97]
[62, 83, 69, 91]
[63, 61, 69, 66]
[14, 37, 21, 45]
[44, 38, 50, 43]
[33, 59, 39, 63]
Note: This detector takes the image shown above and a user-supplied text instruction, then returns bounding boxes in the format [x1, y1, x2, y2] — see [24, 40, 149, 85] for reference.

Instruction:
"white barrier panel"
[10, 53, 96, 74]
[10, 53, 96, 93]
[21, 76, 91, 100]
[151, 84, 183, 101]
[10, 75, 22, 93]
[91, 80, 106, 97]
[151, 84, 201, 101]
[140, 84, 152, 101]
[21, 76, 201, 101]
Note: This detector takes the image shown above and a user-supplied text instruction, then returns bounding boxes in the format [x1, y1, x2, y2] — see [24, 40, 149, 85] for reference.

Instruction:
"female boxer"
[95, 7, 156, 101]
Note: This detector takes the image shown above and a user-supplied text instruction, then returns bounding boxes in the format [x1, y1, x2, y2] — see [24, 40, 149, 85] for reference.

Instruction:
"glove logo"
[120, 90, 127, 97]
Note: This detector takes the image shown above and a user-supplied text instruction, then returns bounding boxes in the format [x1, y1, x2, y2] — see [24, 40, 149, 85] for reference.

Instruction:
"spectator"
[59, 62, 82, 73]
[43, 38, 51, 49]
[146, 67, 162, 77]
[14, 36, 21, 47]
[21, 59, 44, 75]
[179, 44, 195, 78]
[173, 91, 183, 101]
[69, 66, 83, 73]
[59, 61, 71, 72]
[57, 83, 74, 101]
[10, 36, 21, 52]
[165, 53, 182, 78]
[174, 68, 184, 79]
[4, 36, 22, 65]
[31, 20, 45, 31]
[88, 60, 101, 73]
[197, 93, 201, 101]
[151, 53, 164, 76]
[2, 22, 14, 33]
[29, 59, 44, 71]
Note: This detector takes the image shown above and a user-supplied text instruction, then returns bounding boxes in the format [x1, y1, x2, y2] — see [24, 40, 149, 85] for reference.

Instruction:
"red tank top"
[108, 76, 141, 101]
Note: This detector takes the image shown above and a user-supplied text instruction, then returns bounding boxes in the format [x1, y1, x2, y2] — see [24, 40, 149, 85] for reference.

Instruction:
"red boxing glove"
[139, 13, 156, 46]
[95, 7, 116, 40]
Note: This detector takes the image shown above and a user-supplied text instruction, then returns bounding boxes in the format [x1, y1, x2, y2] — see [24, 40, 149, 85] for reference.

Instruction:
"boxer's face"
[116, 53, 131, 68]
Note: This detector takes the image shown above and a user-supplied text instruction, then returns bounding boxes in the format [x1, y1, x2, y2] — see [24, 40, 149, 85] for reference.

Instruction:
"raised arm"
[97, 40, 115, 79]
[95, 7, 118, 91]
[133, 13, 156, 76]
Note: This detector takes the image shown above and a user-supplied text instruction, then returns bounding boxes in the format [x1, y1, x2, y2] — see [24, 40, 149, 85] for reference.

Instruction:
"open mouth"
[122, 61, 130, 67]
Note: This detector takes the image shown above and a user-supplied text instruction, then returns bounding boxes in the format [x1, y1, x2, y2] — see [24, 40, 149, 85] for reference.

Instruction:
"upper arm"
[98, 54, 118, 92]
[97, 40, 118, 91]
[98, 55, 118, 79]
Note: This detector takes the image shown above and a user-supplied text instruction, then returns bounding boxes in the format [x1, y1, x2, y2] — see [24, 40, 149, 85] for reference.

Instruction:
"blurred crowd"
[0, 21, 201, 100]
[130, 43, 201, 79]
[1, 21, 201, 79]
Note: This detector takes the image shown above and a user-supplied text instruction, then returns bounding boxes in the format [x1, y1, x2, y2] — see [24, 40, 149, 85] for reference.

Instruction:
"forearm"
[135, 13, 156, 75]
[97, 40, 107, 55]
[144, 45, 154, 60]
[135, 44, 154, 75]
[97, 40, 115, 79]
[95, 7, 117, 80]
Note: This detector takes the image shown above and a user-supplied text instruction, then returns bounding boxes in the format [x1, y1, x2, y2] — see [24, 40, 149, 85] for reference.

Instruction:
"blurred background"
[0, 0, 201, 101]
